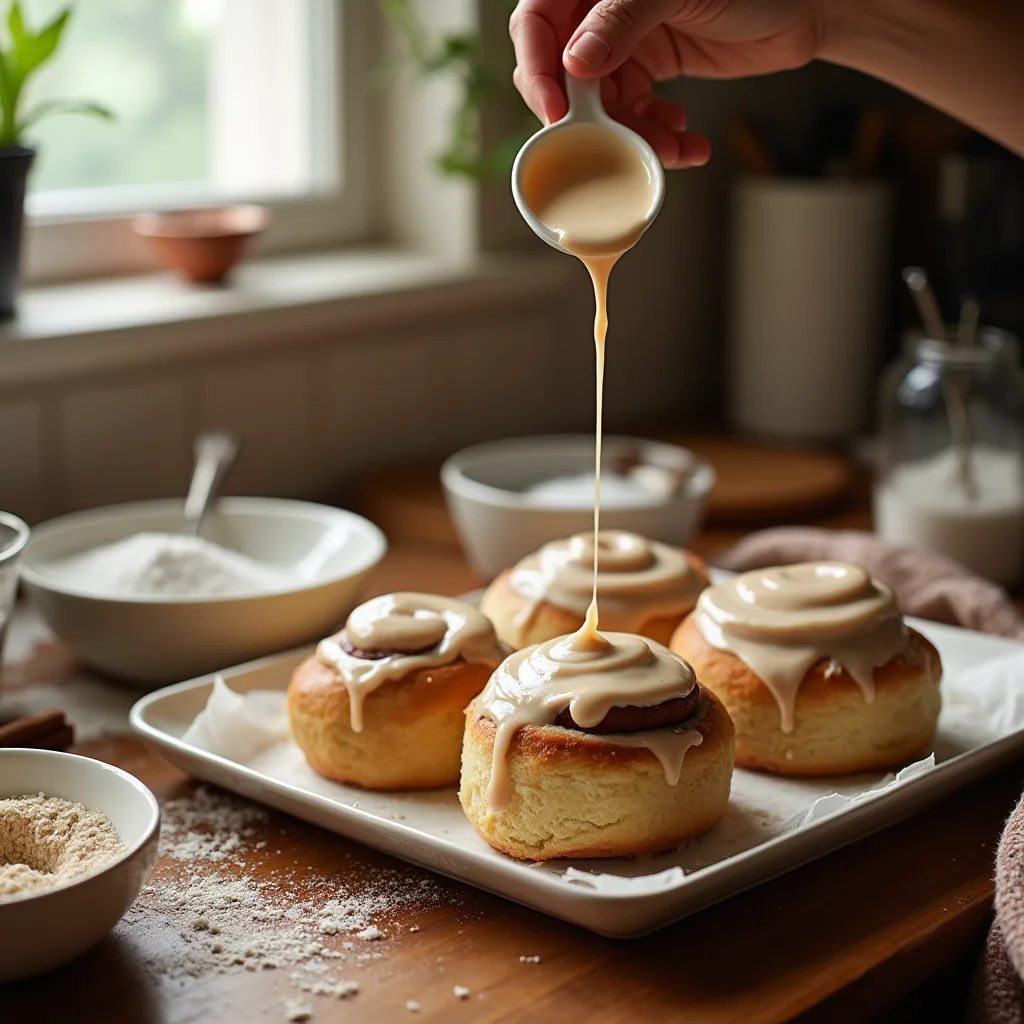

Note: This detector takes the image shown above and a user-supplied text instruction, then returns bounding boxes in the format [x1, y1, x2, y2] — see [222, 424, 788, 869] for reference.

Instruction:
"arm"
[510, 0, 1024, 167]
[821, 0, 1024, 157]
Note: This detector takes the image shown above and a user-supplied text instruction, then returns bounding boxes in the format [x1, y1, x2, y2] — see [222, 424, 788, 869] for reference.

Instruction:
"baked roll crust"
[480, 531, 709, 650]
[459, 689, 734, 860]
[288, 592, 506, 789]
[670, 613, 942, 776]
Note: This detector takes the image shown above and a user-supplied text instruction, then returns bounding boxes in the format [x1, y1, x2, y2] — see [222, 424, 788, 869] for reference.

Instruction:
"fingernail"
[568, 31, 610, 70]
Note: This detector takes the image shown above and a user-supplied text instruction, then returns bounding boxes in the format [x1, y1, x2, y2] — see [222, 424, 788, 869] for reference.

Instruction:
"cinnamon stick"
[21, 724, 76, 752]
[0, 709, 75, 750]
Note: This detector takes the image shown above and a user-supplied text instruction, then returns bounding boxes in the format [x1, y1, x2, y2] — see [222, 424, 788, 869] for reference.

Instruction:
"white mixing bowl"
[0, 749, 160, 982]
[20, 497, 387, 686]
[442, 435, 715, 580]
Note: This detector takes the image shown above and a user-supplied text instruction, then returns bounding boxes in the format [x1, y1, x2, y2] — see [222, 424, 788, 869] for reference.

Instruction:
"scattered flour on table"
[122, 786, 466, 1020]
[159, 786, 268, 862]
[283, 998, 313, 1022]
[0, 793, 124, 898]
[40, 532, 292, 598]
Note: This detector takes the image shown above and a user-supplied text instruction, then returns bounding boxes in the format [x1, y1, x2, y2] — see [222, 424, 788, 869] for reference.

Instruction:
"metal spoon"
[958, 294, 980, 348]
[902, 267, 976, 499]
[510, 75, 665, 254]
[182, 430, 239, 538]
[902, 266, 948, 342]
[955, 294, 982, 469]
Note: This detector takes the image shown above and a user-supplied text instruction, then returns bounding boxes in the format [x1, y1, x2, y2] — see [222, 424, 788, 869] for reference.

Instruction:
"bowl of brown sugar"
[0, 749, 160, 981]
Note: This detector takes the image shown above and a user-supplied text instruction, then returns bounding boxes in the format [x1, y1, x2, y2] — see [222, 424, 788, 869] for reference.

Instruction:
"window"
[22, 0, 378, 281]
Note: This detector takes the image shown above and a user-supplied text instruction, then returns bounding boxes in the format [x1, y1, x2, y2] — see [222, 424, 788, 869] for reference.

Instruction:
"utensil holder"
[727, 177, 892, 442]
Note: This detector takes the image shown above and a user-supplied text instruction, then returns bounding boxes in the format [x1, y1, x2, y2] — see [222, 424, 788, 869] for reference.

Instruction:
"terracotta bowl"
[132, 204, 269, 284]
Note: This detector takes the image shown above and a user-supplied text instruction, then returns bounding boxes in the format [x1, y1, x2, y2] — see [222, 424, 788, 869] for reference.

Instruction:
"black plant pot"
[0, 147, 35, 320]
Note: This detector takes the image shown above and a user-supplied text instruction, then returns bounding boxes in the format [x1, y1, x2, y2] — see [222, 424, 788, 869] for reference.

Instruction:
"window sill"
[0, 247, 572, 387]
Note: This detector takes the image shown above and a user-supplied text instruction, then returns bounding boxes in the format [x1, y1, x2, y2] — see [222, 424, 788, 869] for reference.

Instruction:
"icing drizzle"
[317, 592, 506, 732]
[476, 631, 703, 809]
[504, 530, 705, 643]
[694, 562, 927, 732]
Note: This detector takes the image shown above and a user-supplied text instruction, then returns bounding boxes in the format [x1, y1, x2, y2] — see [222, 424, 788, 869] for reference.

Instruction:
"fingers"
[605, 62, 708, 169]
[510, 0, 710, 170]
[610, 102, 710, 169]
[637, 95, 688, 133]
[563, 0, 682, 78]
[510, 1, 577, 124]
[673, 131, 712, 168]
[608, 57, 653, 110]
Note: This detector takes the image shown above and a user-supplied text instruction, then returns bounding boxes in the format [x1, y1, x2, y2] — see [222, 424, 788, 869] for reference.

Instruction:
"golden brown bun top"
[693, 562, 934, 732]
[507, 530, 707, 633]
[316, 592, 507, 732]
[476, 627, 702, 808]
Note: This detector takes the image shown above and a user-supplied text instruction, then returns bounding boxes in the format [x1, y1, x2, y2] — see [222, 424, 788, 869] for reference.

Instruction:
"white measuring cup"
[510, 75, 666, 254]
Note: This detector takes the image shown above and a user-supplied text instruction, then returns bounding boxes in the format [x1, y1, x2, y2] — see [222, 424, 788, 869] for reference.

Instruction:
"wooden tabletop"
[2, 539, 1020, 1023]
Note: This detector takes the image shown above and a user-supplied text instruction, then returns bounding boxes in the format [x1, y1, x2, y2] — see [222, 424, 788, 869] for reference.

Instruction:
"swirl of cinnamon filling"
[476, 631, 704, 808]
[695, 562, 922, 732]
[507, 530, 704, 634]
[317, 593, 507, 732]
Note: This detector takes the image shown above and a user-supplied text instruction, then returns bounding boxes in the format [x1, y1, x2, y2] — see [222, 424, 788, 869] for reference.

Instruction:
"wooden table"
[2, 540, 1020, 1023]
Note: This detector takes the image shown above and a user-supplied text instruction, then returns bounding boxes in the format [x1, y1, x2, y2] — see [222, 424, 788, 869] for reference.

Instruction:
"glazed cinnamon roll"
[288, 593, 507, 789]
[669, 563, 942, 776]
[479, 530, 708, 650]
[459, 630, 733, 860]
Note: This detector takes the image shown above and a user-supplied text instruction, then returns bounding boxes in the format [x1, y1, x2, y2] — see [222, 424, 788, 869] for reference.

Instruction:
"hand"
[510, 0, 822, 168]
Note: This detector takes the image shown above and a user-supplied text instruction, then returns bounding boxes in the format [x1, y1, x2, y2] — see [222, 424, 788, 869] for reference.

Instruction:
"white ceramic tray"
[131, 618, 1024, 938]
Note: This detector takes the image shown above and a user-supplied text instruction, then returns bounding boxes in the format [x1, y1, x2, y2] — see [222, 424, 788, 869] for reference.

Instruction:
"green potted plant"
[377, 0, 534, 179]
[0, 2, 111, 317]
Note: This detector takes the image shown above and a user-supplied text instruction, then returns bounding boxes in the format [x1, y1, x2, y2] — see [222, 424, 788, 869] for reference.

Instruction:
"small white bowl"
[0, 749, 160, 982]
[20, 497, 387, 686]
[441, 435, 715, 580]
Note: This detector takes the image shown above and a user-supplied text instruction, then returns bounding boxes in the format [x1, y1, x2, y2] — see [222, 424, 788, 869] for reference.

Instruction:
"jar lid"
[915, 337, 997, 369]
[903, 326, 1020, 364]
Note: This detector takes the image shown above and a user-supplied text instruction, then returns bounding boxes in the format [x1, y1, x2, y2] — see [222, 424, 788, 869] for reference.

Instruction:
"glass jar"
[873, 327, 1024, 585]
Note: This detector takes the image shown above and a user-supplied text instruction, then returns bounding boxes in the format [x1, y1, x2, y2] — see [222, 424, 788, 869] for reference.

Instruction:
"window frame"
[22, 0, 381, 284]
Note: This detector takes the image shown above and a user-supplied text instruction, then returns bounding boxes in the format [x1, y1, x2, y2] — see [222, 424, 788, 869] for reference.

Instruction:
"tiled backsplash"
[0, 400, 45, 524]
[0, 263, 703, 525]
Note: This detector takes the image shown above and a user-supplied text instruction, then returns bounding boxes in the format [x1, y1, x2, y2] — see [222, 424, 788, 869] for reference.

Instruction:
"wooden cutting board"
[356, 463, 462, 549]
[658, 434, 853, 523]
[355, 437, 853, 546]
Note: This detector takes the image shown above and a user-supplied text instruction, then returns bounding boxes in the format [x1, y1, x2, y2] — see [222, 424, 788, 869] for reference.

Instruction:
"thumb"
[563, 0, 681, 77]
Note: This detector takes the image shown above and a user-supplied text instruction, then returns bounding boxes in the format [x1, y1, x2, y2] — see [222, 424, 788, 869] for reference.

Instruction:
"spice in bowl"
[0, 792, 124, 899]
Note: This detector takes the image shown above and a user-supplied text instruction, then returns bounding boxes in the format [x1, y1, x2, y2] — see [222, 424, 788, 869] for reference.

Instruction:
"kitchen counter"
[1, 537, 1018, 1023]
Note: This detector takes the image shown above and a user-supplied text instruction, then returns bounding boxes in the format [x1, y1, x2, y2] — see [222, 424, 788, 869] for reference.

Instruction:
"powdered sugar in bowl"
[20, 497, 386, 686]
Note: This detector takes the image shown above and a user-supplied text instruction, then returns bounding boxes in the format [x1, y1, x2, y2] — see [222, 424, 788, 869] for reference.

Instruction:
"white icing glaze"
[506, 530, 704, 643]
[521, 119, 653, 641]
[694, 562, 926, 732]
[317, 593, 506, 732]
[480, 120, 702, 816]
[521, 123, 652, 258]
[476, 631, 702, 809]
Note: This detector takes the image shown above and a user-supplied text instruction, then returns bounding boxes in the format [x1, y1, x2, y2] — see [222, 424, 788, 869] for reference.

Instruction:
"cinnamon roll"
[459, 630, 733, 860]
[669, 562, 942, 776]
[479, 530, 708, 650]
[288, 593, 507, 789]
